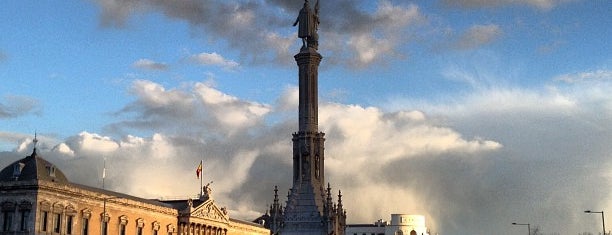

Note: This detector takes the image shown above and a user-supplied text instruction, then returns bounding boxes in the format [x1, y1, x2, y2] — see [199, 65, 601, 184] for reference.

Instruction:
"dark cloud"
[441, 0, 575, 10]
[0, 95, 41, 119]
[133, 59, 169, 71]
[94, 0, 424, 68]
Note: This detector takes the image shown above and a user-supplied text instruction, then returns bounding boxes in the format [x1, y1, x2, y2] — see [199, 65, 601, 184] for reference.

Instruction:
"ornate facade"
[258, 1, 347, 234]
[0, 146, 269, 235]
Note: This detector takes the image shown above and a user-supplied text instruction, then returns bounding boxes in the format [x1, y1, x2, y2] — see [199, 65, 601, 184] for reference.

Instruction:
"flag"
[102, 158, 106, 179]
[196, 162, 202, 179]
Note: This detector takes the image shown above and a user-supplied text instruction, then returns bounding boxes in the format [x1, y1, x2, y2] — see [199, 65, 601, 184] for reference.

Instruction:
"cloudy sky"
[0, 0, 611, 234]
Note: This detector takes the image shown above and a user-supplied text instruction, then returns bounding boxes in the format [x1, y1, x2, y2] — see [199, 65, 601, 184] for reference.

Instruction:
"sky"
[0, 0, 611, 234]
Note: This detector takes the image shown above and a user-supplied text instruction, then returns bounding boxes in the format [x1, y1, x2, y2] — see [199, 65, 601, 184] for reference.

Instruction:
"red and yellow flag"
[196, 162, 203, 179]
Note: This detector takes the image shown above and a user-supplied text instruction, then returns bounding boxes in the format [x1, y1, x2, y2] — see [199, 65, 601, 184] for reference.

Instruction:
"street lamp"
[585, 210, 606, 235]
[512, 222, 530, 235]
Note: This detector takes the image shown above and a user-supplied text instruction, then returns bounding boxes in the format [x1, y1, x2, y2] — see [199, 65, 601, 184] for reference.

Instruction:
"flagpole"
[200, 159, 204, 198]
[102, 157, 106, 189]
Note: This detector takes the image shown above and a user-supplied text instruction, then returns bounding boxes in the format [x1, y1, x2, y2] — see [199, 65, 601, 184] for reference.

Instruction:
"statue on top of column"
[293, 0, 320, 50]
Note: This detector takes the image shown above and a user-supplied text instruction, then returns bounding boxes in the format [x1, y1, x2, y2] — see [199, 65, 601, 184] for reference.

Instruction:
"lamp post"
[585, 210, 606, 235]
[512, 222, 530, 235]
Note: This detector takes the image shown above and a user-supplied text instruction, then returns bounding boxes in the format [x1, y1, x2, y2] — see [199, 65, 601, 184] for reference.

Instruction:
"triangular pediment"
[189, 198, 229, 223]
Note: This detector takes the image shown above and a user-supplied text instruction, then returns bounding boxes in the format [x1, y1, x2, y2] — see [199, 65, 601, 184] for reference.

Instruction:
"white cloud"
[555, 69, 612, 83]
[133, 59, 168, 71]
[191, 52, 240, 71]
[3, 68, 612, 234]
[51, 143, 74, 156]
[453, 24, 503, 50]
[193, 82, 271, 131]
[3, 79, 503, 226]
[65, 132, 119, 153]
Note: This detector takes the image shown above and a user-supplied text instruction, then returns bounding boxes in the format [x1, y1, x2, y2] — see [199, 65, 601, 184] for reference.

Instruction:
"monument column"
[271, 1, 346, 234]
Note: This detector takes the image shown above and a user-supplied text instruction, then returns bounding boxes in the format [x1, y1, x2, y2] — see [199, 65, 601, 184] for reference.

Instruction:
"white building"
[385, 214, 428, 235]
[346, 214, 430, 235]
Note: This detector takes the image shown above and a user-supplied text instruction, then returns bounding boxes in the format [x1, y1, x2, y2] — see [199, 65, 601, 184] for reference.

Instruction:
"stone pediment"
[189, 198, 229, 223]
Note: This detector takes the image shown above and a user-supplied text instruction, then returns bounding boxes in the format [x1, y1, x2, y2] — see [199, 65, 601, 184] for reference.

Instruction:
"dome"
[0, 148, 69, 183]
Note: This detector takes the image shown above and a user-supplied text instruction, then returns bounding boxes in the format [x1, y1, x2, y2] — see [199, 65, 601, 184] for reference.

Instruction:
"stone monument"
[263, 1, 347, 234]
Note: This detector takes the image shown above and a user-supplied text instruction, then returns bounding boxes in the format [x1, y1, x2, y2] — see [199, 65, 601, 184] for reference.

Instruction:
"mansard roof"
[0, 148, 69, 183]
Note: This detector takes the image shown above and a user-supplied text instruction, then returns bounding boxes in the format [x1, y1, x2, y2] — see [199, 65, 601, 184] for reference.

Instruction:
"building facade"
[346, 215, 430, 235]
[0, 146, 269, 235]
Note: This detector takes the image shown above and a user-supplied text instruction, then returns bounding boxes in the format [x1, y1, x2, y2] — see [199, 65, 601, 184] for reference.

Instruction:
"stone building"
[0, 144, 269, 235]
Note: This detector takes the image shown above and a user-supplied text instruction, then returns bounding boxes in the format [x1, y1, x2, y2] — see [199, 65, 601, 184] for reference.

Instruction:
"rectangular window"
[53, 213, 61, 233]
[102, 221, 108, 235]
[81, 218, 89, 235]
[66, 215, 74, 234]
[120, 224, 126, 235]
[153, 230, 158, 235]
[41, 211, 48, 231]
[3, 211, 14, 231]
[20, 210, 29, 231]
[137, 226, 143, 235]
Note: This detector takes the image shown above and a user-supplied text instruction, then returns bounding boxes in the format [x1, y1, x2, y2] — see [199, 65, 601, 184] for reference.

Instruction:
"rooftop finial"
[31, 131, 39, 155]
[33, 131, 38, 148]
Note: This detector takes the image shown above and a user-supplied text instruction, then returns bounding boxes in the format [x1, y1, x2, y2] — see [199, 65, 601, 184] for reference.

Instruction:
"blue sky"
[2, 0, 606, 138]
[1, 1, 611, 234]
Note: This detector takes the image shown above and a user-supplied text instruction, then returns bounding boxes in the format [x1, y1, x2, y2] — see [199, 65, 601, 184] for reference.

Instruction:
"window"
[101, 220, 108, 235]
[81, 209, 91, 235]
[53, 213, 61, 233]
[118, 215, 128, 235]
[12, 163, 25, 179]
[81, 218, 89, 235]
[66, 215, 74, 234]
[152, 221, 160, 235]
[120, 224, 126, 235]
[136, 218, 144, 235]
[3, 211, 13, 231]
[20, 210, 29, 231]
[41, 211, 48, 231]
[166, 224, 175, 235]
[46, 165, 56, 177]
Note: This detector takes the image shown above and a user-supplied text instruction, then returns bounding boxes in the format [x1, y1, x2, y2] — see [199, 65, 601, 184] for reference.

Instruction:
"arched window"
[119, 215, 128, 235]
[81, 209, 91, 235]
[136, 218, 145, 235]
[410, 230, 417, 235]
[395, 230, 403, 235]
